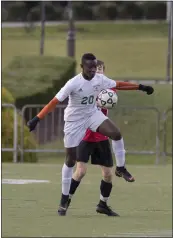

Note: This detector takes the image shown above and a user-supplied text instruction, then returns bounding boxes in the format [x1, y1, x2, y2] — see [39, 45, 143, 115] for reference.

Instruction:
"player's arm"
[115, 81, 154, 95]
[37, 97, 59, 119]
[27, 97, 59, 132]
[102, 75, 154, 95]
[27, 80, 73, 132]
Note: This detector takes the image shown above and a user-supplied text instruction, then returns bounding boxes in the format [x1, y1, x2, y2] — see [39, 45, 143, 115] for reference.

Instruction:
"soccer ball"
[97, 89, 118, 109]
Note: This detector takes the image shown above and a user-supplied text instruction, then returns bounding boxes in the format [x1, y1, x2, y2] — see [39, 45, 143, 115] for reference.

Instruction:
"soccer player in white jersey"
[27, 53, 154, 216]
[67, 60, 134, 217]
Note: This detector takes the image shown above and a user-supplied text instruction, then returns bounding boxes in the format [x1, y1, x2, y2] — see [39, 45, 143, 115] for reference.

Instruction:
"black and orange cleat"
[115, 166, 135, 182]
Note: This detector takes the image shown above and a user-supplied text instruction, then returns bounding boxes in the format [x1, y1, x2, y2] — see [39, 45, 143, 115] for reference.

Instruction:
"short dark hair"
[97, 60, 104, 66]
[81, 53, 96, 64]
[97, 60, 105, 71]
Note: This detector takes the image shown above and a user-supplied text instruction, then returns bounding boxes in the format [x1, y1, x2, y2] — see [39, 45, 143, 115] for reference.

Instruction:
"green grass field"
[2, 22, 172, 79]
[2, 163, 172, 237]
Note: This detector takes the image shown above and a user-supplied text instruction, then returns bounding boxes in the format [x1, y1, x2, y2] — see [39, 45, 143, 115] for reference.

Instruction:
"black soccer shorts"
[77, 140, 113, 167]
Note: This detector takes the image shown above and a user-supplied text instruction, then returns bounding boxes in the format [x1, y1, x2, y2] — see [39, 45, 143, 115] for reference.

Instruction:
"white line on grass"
[105, 230, 172, 237]
[2, 179, 50, 184]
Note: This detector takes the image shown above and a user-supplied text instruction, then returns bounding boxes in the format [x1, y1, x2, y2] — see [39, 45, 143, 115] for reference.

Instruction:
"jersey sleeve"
[102, 75, 116, 89]
[55, 79, 74, 102]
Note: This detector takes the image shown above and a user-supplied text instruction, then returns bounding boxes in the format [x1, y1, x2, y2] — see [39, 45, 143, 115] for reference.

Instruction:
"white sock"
[100, 194, 109, 202]
[112, 138, 126, 167]
[62, 163, 74, 195]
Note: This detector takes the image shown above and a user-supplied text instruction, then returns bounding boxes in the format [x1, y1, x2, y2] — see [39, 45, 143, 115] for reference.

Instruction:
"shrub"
[29, 2, 64, 21]
[93, 2, 118, 20]
[5, 1, 27, 22]
[2, 55, 76, 110]
[2, 56, 76, 145]
[2, 1, 167, 21]
[2, 87, 38, 163]
[73, 2, 94, 20]
[142, 2, 166, 19]
[117, 2, 144, 20]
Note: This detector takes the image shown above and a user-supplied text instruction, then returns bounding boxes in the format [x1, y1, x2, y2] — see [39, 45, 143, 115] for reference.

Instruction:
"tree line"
[2, 1, 167, 22]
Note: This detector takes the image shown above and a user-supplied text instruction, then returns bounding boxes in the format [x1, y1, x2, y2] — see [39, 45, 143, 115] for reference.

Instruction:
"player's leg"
[68, 141, 93, 208]
[98, 166, 119, 216]
[97, 119, 135, 182]
[58, 121, 87, 216]
[91, 140, 119, 216]
[58, 147, 77, 215]
[68, 161, 87, 206]
[112, 139, 135, 182]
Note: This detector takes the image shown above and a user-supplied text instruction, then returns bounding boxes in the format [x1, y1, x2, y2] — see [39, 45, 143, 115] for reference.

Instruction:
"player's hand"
[27, 116, 40, 132]
[139, 84, 154, 95]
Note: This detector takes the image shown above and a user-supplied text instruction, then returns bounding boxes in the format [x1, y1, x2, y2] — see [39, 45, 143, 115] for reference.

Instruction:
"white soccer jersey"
[55, 73, 116, 121]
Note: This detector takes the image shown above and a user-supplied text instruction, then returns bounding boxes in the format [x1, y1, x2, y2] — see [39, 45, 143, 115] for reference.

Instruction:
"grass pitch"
[2, 22, 171, 79]
[2, 162, 172, 237]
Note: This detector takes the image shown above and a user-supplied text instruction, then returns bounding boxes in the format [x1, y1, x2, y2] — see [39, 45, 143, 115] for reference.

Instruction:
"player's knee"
[102, 167, 113, 183]
[75, 162, 87, 180]
[103, 174, 112, 183]
[65, 158, 76, 167]
[65, 147, 77, 167]
[76, 169, 86, 180]
[110, 130, 122, 141]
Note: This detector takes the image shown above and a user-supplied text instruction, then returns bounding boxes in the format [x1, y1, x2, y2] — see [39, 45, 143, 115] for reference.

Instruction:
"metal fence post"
[13, 105, 18, 163]
[162, 107, 172, 162]
[20, 105, 26, 163]
[155, 110, 161, 165]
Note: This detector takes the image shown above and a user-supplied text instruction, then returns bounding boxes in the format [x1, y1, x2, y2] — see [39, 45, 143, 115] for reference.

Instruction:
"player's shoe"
[57, 204, 68, 216]
[96, 201, 119, 217]
[115, 166, 135, 182]
[57, 194, 69, 216]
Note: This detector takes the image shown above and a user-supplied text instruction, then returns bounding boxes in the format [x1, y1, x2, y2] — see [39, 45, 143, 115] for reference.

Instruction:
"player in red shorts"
[67, 60, 134, 216]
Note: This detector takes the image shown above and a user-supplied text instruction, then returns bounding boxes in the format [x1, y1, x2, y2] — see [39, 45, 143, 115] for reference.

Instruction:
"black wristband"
[138, 84, 145, 91]
[34, 116, 40, 122]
